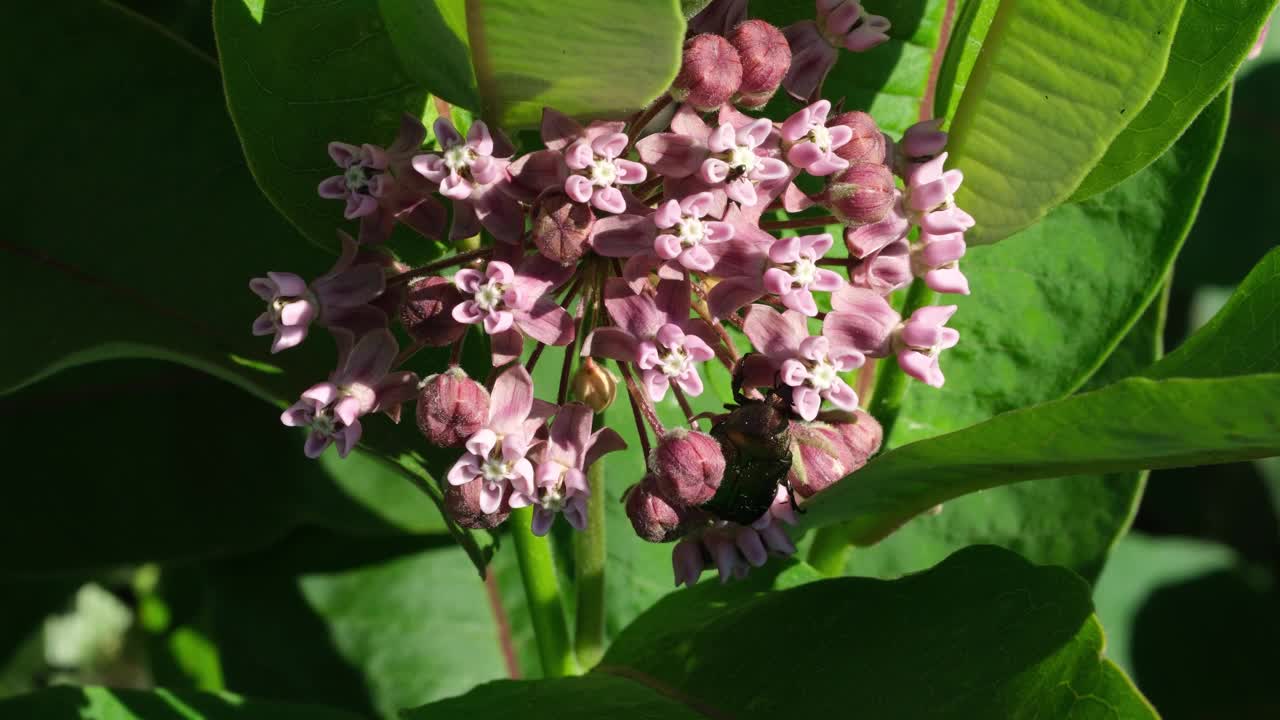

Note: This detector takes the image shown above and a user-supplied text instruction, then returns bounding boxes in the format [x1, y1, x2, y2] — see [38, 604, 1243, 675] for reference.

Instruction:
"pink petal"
[699, 158, 730, 184]
[768, 235, 801, 264]
[654, 199, 682, 228]
[792, 386, 821, 421]
[725, 177, 758, 206]
[582, 326, 639, 361]
[490, 327, 523, 367]
[564, 139, 594, 170]
[742, 304, 808, 358]
[613, 159, 648, 185]
[515, 297, 575, 346]
[825, 380, 859, 411]
[636, 133, 707, 179]
[565, 175, 593, 203]
[679, 244, 715, 272]
[752, 157, 791, 182]
[318, 175, 348, 199]
[252, 312, 275, 336]
[707, 276, 764, 318]
[925, 267, 971, 295]
[593, 214, 656, 257]
[466, 121, 494, 155]
[506, 150, 570, 202]
[781, 288, 819, 316]
[488, 365, 534, 433]
[654, 233, 682, 260]
[591, 187, 627, 215]
[787, 141, 824, 170]
[591, 132, 629, 160]
[433, 118, 464, 149]
[412, 154, 448, 184]
[440, 175, 473, 200]
[643, 369, 670, 402]
[541, 108, 584, 151]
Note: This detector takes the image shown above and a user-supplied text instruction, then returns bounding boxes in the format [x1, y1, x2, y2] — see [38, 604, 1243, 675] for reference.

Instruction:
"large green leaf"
[841, 88, 1228, 579]
[847, 286, 1167, 581]
[0, 362, 445, 577]
[933, 0, 1000, 122]
[1146, 245, 1280, 380]
[0, 1, 491, 571]
[204, 530, 512, 718]
[377, 0, 479, 112]
[948, 0, 1183, 244]
[754, 0, 949, 137]
[1072, 0, 1279, 200]
[408, 546, 1155, 719]
[804, 372, 1280, 540]
[213, 0, 442, 247]
[437, 0, 685, 128]
[0, 686, 364, 719]
[804, 245, 1280, 539]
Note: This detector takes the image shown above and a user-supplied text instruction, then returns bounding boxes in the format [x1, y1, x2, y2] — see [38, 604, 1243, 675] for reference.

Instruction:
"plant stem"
[573, 457, 608, 668]
[807, 279, 936, 575]
[866, 279, 936, 443]
[805, 525, 852, 576]
[510, 507, 579, 678]
[759, 215, 840, 231]
[386, 247, 490, 286]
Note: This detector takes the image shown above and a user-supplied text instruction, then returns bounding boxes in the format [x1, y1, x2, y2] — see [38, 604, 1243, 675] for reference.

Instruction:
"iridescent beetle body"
[701, 394, 794, 525]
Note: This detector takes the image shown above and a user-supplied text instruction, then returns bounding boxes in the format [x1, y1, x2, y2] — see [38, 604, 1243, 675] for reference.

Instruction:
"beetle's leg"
[782, 477, 805, 515]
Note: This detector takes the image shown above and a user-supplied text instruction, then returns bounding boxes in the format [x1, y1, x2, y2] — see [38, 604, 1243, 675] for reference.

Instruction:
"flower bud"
[626, 474, 690, 543]
[829, 111, 886, 165]
[533, 193, 595, 266]
[671, 34, 743, 111]
[851, 237, 912, 295]
[786, 409, 881, 497]
[824, 162, 895, 225]
[416, 367, 489, 448]
[445, 479, 510, 529]
[571, 357, 617, 413]
[729, 20, 790, 109]
[654, 428, 726, 506]
[400, 276, 467, 346]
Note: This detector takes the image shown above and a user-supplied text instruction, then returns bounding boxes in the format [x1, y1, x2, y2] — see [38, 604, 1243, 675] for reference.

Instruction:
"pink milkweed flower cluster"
[250, 0, 973, 586]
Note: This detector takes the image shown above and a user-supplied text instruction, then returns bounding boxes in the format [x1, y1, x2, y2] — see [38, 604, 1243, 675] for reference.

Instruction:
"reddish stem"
[388, 248, 491, 286]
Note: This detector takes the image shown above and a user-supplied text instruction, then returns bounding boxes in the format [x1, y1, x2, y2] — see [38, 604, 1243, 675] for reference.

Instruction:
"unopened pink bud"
[415, 367, 489, 448]
[445, 478, 510, 529]
[626, 474, 692, 543]
[400, 276, 467, 346]
[533, 192, 595, 266]
[787, 410, 881, 497]
[729, 20, 790, 109]
[671, 34, 743, 111]
[824, 162, 895, 225]
[654, 428, 726, 506]
[829, 111, 886, 164]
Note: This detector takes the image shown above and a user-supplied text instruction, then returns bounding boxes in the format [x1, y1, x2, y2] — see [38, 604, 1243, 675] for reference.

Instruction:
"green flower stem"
[572, 455, 608, 668]
[806, 279, 937, 575]
[510, 507, 579, 677]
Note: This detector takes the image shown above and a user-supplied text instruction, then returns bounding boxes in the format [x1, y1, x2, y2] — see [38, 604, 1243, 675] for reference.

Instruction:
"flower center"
[344, 165, 370, 192]
[481, 455, 513, 483]
[807, 124, 832, 152]
[727, 144, 758, 175]
[311, 410, 337, 437]
[676, 216, 706, 247]
[658, 346, 692, 378]
[807, 356, 839, 391]
[473, 279, 506, 311]
[791, 256, 819, 287]
[589, 158, 618, 187]
[444, 144, 473, 174]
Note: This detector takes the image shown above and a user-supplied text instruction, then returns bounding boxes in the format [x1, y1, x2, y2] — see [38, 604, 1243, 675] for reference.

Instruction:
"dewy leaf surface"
[947, 0, 1184, 244]
[845, 88, 1229, 580]
[462, 0, 685, 128]
[408, 547, 1155, 719]
[1073, 0, 1280, 200]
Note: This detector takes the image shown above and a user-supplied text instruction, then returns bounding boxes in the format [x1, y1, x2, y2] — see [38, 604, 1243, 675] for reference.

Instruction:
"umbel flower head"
[254, 0, 973, 587]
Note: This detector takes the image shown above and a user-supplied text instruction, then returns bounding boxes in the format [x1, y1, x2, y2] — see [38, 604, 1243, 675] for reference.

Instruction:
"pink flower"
[318, 115, 446, 244]
[912, 231, 970, 295]
[761, 232, 845, 316]
[893, 305, 960, 387]
[249, 231, 386, 354]
[892, 118, 948, 174]
[851, 237, 912, 295]
[905, 152, 974, 235]
[446, 366, 552, 515]
[280, 329, 418, 458]
[697, 118, 791, 207]
[652, 192, 735, 272]
[511, 402, 625, 535]
[583, 278, 717, 402]
[843, 190, 909, 258]
[782, 99, 852, 176]
[671, 486, 797, 587]
[827, 285, 902, 357]
[781, 3, 890, 102]
[818, 0, 891, 52]
[563, 131, 648, 214]
[741, 304, 865, 420]
[412, 118, 523, 243]
[451, 255, 575, 366]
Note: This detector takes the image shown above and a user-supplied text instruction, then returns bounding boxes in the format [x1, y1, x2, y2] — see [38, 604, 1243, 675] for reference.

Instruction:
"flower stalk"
[572, 455, 608, 668]
[511, 506, 580, 677]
